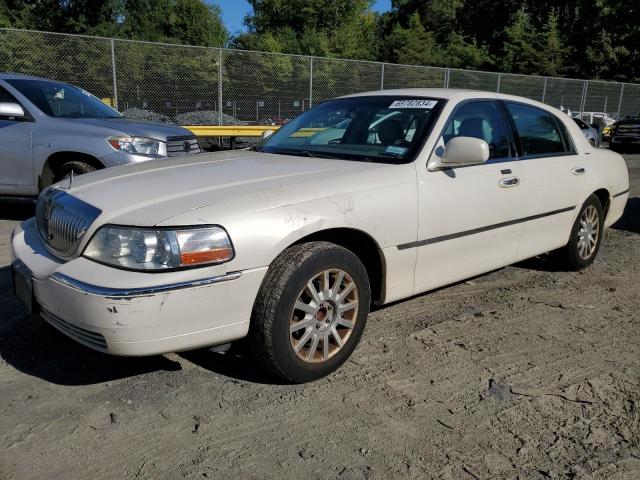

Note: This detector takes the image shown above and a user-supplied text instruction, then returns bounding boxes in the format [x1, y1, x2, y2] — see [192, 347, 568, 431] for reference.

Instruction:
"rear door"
[502, 101, 585, 260]
[413, 99, 526, 294]
[0, 84, 34, 191]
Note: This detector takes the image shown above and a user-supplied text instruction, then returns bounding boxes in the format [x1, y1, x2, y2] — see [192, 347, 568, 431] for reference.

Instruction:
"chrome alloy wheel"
[289, 269, 359, 363]
[577, 205, 600, 260]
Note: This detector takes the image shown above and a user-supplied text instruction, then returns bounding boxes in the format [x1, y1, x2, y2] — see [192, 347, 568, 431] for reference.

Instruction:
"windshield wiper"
[270, 148, 337, 159]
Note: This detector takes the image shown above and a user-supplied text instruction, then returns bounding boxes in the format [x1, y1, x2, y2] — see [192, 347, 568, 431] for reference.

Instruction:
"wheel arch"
[286, 227, 387, 306]
[40, 151, 105, 190]
[591, 188, 611, 218]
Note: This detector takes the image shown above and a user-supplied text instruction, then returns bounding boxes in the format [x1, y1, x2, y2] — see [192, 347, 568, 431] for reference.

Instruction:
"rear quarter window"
[506, 102, 574, 157]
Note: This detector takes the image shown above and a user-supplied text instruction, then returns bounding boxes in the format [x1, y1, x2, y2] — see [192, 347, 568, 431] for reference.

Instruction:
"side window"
[443, 101, 510, 160]
[0, 86, 19, 103]
[506, 102, 572, 157]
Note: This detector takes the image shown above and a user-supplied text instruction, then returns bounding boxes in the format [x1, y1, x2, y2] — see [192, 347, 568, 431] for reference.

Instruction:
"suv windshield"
[6, 79, 121, 119]
[258, 96, 443, 163]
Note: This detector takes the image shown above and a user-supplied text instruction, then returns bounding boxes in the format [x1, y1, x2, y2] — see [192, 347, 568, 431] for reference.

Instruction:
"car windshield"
[6, 79, 121, 119]
[257, 96, 443, 163]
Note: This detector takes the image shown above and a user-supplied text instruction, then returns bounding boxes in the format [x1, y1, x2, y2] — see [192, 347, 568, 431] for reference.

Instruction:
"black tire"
[556, 194, 605, 271]
[249, 241, 371, 383]
[589, 138, 596, 147]
[609, 143, 624, 153]
[53, 161, 96, 183]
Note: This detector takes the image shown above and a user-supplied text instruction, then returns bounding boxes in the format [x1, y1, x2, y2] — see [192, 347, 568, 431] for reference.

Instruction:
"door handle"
[572, 167, 585, 175]
[499, 176, 520, 188]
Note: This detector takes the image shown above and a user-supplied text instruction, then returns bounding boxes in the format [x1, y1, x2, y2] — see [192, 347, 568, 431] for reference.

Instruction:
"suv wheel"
[54, 161, 96, 183]
[249, 241, 370, 383]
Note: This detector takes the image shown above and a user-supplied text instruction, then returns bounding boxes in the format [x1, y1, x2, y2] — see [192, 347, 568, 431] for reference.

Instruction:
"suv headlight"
[107, 136, 162, 156]
[83, 226, 234, 271]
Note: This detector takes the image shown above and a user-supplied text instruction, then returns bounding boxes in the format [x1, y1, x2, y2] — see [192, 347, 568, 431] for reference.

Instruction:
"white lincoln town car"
[11, 89, 629, 382]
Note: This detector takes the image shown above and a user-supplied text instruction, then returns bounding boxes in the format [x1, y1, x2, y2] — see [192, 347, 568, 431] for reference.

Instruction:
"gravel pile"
[120, 108, 175, 124]
[173, 110, 247, 126]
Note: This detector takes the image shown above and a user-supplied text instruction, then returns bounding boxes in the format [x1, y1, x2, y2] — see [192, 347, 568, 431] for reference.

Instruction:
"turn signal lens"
[176, 228, 234, 266]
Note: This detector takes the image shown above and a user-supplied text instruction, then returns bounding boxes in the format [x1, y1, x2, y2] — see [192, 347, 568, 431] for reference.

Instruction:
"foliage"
[1, 0, 227, 47]
[233, 0, 379, 61]
[1, 0, 639, 82]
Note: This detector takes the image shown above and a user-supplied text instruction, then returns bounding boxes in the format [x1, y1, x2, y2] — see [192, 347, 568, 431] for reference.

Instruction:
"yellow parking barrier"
[184, 125, 280, 137]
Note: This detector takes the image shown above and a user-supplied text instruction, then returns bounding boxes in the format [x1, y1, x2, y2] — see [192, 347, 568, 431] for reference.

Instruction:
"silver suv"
[0, 73, 200, 197]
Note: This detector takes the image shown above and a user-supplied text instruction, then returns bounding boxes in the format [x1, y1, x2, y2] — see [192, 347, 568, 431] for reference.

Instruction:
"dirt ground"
[1, 155, 639, 480]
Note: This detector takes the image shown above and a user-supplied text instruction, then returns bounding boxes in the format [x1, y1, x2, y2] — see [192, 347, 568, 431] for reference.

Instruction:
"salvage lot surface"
[1, 155, 639, 480]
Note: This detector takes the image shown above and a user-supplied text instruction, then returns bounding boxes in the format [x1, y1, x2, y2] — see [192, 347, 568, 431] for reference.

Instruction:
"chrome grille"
[615, 125, 640, 136]
[167, 135, 200, 157]
[36, 188, 102, 258]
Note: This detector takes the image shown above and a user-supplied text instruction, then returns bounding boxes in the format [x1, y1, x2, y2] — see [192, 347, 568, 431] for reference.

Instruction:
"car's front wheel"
[249, 241, 370, 383]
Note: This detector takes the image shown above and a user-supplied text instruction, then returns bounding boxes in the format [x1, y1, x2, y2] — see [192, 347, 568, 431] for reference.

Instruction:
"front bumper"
[611, 136, 640, 144]
[11, 219, 267, 356]
[98, 150, 167, 167]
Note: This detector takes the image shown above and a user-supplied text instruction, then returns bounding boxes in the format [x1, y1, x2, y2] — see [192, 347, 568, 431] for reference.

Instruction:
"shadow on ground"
[0, 199, 35, 221]
[612, 196, 640, 234]
[179, 347, 285, 385]
[0, 267, 182, 386]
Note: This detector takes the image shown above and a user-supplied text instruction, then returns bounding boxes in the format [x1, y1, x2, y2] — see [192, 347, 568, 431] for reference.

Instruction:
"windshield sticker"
[389, 99, 438, 109]
[385, 145, 408, 155]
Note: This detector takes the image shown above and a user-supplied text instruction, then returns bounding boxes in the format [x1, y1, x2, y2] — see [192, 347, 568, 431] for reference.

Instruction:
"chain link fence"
[2, 27, 640, 126]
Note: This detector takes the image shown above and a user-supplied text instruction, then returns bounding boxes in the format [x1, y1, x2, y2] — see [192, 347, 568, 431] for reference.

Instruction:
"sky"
[207, 0, 392, 36]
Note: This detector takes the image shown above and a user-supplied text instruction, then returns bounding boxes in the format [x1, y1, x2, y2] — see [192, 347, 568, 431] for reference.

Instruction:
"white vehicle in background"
[580, 111, 616, 127]
[12, 89, 629, 383]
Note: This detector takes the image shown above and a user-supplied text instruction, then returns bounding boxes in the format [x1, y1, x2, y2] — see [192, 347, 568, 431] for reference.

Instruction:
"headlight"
[107, 136, 161, 156]
[83, 226, 234, 270]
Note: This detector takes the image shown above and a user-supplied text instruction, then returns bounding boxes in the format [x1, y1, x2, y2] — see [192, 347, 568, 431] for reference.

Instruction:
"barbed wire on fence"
[1, 27, 639, 126]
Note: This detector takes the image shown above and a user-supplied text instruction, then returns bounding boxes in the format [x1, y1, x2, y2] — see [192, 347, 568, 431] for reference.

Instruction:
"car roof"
[343, 88, 482, 101]
[343, 88, 563, 114]
[0, 72, 65, 82]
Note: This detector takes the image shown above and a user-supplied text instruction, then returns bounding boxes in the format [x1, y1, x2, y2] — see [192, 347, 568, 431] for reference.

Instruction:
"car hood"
[62, 150, 382, 226]
[74, 118, 192, 139]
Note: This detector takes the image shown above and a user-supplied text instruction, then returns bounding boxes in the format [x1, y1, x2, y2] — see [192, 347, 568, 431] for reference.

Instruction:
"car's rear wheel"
[249, 241, 370, 383]
[556, 194, 604, 270]
[53, 161, 96, 183]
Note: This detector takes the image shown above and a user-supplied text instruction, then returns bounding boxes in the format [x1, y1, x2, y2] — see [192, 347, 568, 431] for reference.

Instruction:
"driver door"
[413, 100, 527, 294]
[0, 85, 34, 190]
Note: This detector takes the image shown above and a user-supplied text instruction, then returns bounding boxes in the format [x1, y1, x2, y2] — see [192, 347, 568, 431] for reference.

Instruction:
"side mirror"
[429, 136, 490, 170]
[0, 102, 25, 119]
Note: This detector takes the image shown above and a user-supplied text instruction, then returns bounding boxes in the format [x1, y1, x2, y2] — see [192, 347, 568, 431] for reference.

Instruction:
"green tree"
[167, 0, 226, 47]
[233, 0, 379, 60]
[0, 1, 10, 27]
[499, 9, 538, 74]
[1, 0, 227, 47]
[384, 12, 441, 66]
[536, 11, 568, 76]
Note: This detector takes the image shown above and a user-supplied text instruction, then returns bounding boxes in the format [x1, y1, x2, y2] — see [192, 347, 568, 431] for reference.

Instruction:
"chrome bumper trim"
[50, 271, 242, 298]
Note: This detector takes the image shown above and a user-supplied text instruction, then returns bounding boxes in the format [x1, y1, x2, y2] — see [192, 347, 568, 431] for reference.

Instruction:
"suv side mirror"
[429, 136, 490, 170]
[0, 102, 25, 119]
